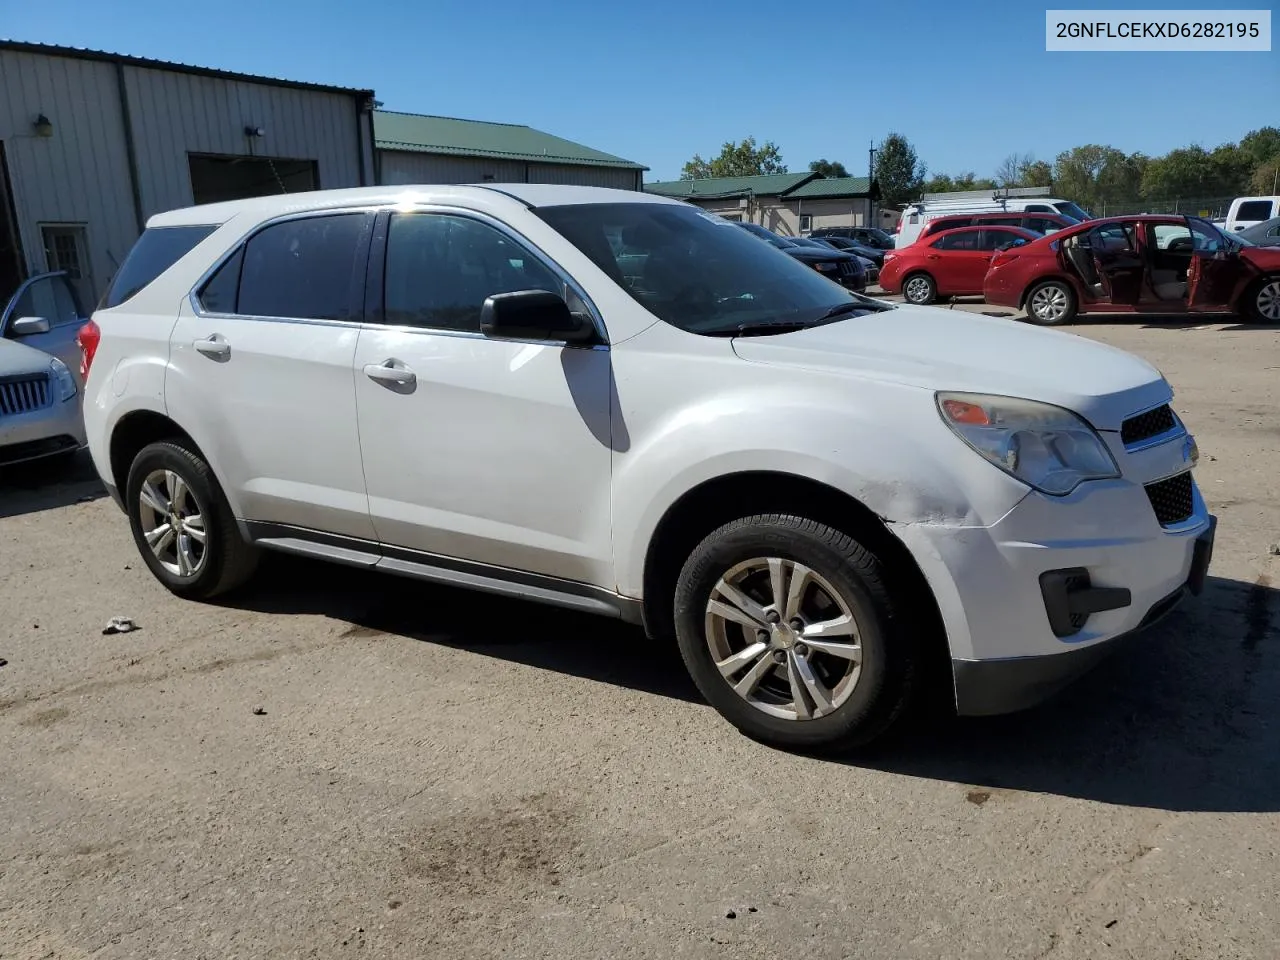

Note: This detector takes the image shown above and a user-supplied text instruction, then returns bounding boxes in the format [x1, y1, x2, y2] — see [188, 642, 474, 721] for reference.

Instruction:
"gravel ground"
[2, 305, 1278, 959]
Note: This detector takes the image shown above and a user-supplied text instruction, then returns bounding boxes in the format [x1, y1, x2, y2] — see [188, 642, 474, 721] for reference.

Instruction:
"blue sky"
[3, 0, 1276, 182]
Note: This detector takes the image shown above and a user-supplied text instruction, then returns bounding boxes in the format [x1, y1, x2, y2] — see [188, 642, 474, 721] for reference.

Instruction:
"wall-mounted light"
[33, 114, 54, 138]
[244, 125, 265, 138]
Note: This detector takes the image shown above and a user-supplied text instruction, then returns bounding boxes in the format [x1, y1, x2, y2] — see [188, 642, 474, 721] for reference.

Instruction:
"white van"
[895, 195, 1091, 247]
[1225, 196, 1280, 233]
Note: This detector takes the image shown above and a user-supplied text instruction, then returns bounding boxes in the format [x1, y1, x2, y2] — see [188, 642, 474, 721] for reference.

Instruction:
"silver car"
[0, 272, 88, 466]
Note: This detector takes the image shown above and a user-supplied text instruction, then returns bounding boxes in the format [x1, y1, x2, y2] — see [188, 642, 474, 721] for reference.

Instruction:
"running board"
[247, 523, 643, 624]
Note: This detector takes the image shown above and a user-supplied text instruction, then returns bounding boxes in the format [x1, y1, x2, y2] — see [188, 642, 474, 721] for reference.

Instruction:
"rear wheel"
[125, 440, 258, 600]
[1245, 277, 1280, 323]
[1024, 280, 1077, 325]
[902, 272, 936, 305]
[673, 514, 916, 753]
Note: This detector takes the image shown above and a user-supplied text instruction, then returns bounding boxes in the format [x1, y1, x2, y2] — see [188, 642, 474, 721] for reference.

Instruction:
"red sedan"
[983, 214, 1280, 325]
[880, 225, 1039, 305]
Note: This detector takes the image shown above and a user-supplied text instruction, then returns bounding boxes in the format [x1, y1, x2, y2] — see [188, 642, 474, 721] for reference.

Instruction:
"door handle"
[193, 335, 230, 359]
[364, 359, 416, 387]
[927, 254, 941, 260]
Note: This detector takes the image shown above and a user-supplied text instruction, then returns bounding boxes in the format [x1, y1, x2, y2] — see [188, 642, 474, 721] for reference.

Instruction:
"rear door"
[167, 211, 377, 540]
[1187, 218, 1246, 310]
[0, 272, 85, 377]
[1087, 222, 1143, 304]
[928, 228, 987, 294]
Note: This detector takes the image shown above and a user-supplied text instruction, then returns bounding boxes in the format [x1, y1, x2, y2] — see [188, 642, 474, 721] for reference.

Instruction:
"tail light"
[76, 319, 101, 381]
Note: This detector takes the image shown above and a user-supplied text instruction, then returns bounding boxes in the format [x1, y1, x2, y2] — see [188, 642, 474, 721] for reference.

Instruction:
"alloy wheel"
[704, 557, 863, 721]
[138, 469, 208, 578]
[1256, 280, 1280, 322]
[904, 277, 932, 303]
[1030, 284, 1069, 322]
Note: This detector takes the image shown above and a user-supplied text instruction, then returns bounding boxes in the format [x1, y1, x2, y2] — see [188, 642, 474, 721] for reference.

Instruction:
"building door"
[188, 154, 319, 206]
[40, 223, 95, 309]
[0, 142, 25, 305]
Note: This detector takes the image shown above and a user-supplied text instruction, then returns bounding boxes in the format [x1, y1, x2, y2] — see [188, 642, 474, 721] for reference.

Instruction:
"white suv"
[80, 185, 1215, 752]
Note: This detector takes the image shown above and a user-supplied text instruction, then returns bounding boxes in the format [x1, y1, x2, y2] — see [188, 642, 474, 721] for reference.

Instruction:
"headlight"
[50, 357, 78, 402]
[813, 262, 838, 272]
[937, 392, 1119, 496]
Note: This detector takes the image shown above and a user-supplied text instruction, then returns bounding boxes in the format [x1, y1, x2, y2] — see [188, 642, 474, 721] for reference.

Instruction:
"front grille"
[0, 374, 52, 416]
[1121, 404, 1176, 445]
[838, 260, 859, 276]
[1145, 471, 1194, 526]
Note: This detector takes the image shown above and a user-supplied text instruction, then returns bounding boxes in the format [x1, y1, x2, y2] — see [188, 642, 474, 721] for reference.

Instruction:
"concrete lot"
[2, 304, 1278, 960]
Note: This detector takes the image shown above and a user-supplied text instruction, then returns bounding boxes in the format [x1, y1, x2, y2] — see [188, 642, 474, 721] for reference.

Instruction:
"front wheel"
[673, 515, 917, 753]
[1245, 277, 1280, 323]
[1024, 280, 1077, 325]
[125, 440, 258, 600]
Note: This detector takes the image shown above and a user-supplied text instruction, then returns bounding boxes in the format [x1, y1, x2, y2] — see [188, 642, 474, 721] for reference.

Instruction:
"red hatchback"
[880, 225, 1038, 304]
[984, 215, 1280, 325]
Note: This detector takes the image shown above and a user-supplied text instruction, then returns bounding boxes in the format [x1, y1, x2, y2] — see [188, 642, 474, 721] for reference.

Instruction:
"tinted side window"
[237, 214, 366, 321]
[197, 248, 244, 314]
[103, 225, 217, 308]
[929, 218, 972, 235]
[933, 230, 980, 250]
[384, 213, 563, 333]
[1021, 217, 1055, 233]
[1025, 204, 1054, 213]
[1236, 200, 1274, 221]
[978, 229, 1023, 251]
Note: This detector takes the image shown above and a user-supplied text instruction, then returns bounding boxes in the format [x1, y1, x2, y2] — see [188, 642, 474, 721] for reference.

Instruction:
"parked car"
[810, 226, 896, 250]
[984, 214, 1280, 325]
[808, 235, 887, 268]
[1237, 215, 1280, 246]
[896, 197, 1091, 247]
[82, 184, 1214, 752]
[1224, 196, 1280, 233]
[880, 225, 1039, 304]
[789, 236, 881, 281]
[910, 212, 1079, 247]
[0, 271, 88, 466]
[735, 222, 866, 291]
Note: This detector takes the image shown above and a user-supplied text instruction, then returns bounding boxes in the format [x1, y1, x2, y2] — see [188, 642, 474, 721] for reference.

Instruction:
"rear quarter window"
[101, 225, 218, 309]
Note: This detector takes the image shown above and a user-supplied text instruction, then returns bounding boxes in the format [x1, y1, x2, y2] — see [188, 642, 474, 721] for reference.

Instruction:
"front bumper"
[0, 396, 87, 466]
[890, 470, 1214, 716]
[951, 516, 1215, 715]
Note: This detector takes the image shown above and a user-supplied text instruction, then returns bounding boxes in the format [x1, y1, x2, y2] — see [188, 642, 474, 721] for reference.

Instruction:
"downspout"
[355, 97, 369, 186]
[114, 63, 146, 234]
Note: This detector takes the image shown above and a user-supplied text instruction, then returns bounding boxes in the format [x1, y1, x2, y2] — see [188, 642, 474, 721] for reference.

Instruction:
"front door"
[0, 272, 86, 377]
[166, 211, 377, 540]
[928, 228, 988, 294]
[353, 209, 613, 584]
[1187, 218, 1243, 311]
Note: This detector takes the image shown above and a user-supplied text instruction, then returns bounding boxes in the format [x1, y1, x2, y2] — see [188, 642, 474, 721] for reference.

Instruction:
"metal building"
[0, 41, 376, 306]
[374, 111, 646, 192]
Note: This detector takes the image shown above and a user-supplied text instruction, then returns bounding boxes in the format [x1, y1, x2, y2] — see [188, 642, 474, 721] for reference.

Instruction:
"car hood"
[0, 337, 58, 377]
[785, 247, 857, 264]
[731, 304, 1170, 431]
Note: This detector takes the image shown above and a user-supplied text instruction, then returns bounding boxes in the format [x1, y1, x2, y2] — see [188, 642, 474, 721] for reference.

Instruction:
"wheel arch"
[639, 470, 950, 687]
[1238, 272, 1280, 322]
[1019, 274, 1078, 310]
[109, 411, 214, 506]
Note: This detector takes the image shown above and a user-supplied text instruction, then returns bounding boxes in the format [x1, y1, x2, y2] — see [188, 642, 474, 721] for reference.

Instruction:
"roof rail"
[921, 185, 1053, 201]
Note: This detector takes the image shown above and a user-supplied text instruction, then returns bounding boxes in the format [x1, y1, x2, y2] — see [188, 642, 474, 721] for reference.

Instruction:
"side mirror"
[10, 316, 51, 336]
[479, 289, 594, 344]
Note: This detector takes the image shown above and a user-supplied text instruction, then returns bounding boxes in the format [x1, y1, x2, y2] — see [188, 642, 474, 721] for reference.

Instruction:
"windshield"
[535, 202, 888, 335]
[1054, 201, 1092, 221]
[865, 229, 895, 248]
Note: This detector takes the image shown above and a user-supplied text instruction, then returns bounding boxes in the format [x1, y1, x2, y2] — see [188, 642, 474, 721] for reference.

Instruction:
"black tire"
[1243, 276, 1280, 324]
[125, 440, 258, 600]
[673, 514, 917, 753]
[1023, 279, 1077, 325]
[902, 272, 936, 305]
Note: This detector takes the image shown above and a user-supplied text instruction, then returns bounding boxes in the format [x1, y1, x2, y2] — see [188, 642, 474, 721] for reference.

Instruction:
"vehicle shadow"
[229, 559, 1278, 812]
[0, 450, 107, 519]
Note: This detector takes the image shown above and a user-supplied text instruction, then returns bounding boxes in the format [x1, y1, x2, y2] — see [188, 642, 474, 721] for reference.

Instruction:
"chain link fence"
[1093, 196, 1236, 219]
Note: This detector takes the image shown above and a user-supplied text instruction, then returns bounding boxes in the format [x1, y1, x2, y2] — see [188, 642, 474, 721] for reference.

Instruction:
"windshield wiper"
[816, 301, 870, 321]
[704, 320, 812, 337]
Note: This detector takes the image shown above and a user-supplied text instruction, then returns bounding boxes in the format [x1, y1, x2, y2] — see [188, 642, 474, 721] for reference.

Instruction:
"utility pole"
[868, 140, 877, 228]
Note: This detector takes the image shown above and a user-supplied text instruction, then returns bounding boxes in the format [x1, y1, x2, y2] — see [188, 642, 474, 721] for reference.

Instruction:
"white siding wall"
[0, 49, 139, 293]
[0, 47, 372, 302]
[379, 150, 640, 189]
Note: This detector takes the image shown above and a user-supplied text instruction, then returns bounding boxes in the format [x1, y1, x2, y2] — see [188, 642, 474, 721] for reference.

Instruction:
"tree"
[809, 158, 850, 178]
[1141, 146, 1218, 200]
[1021, 160, 1053, 187]
[995, 152, 1037, 187]
[1252, 157, 1280, 195]
[921, 173, 955, 194]
[874, 133, 925, 206]
[681, 137, 786, 180]
[1240, 127, 1280, 167]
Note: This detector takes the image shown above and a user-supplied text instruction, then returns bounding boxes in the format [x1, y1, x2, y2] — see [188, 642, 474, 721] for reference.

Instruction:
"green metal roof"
[373, 111, 646, 170]
[644, 173, 817, 199]
[785, 176, 872, 199]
